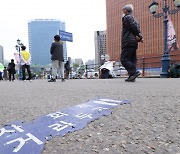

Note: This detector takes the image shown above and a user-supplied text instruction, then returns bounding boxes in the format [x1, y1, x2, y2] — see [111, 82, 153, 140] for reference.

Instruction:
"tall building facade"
[106, 0, 180, 62]
[0, 45, 4, 64]
[94, 31, 107, 66]
[28, 19, 67, 65]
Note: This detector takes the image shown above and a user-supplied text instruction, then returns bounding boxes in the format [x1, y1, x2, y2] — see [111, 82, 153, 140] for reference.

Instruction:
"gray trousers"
[51, 60, 64, 79]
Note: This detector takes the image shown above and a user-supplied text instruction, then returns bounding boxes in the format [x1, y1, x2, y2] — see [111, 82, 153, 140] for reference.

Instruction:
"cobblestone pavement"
[0, 78, 180, 154]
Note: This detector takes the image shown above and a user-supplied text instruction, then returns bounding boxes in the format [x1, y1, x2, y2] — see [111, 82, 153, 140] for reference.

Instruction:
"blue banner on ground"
[0, 98, 130, 154]
[59, 30, 73, 42]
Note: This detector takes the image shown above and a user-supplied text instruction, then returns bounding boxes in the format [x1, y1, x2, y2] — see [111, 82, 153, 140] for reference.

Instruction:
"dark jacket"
[64, 62, 70, 71]
[121, 14, 143, 50]
[8, 62, 16, 74]
[50, 41, 64, 61]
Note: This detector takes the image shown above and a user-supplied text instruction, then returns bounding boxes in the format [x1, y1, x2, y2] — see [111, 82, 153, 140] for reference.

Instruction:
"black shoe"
[48, 78, 56, 82]
[133, 71, 141, 79]
[125, 77, 135, 82]
[125, 71, 141, 82]
[61, 78, 65, 82]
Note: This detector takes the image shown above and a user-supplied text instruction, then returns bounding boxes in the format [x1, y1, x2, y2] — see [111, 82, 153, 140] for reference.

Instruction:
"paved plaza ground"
[0, 78, 180, 154]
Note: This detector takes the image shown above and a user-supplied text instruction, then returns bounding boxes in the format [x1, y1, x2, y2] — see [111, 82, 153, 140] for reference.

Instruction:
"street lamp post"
[149, 0, 180, 78]
[15, 39, 24, 79]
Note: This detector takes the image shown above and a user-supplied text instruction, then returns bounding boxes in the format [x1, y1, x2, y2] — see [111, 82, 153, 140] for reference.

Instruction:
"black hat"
[21, 45, 26, 50]
[54, 35, 60, 41]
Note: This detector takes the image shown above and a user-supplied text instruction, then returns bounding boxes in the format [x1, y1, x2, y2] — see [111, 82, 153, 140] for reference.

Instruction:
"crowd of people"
[0, 45, 32, 82]
[0, 59, 16, 81]
[0, 35, 70, 82]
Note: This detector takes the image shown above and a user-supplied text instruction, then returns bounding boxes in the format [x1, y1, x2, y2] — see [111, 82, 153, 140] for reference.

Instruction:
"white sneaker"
[29, 80, 32, 82]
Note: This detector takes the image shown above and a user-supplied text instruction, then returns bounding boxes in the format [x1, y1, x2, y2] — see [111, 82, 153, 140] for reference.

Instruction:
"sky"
[0, 0, 106, 63]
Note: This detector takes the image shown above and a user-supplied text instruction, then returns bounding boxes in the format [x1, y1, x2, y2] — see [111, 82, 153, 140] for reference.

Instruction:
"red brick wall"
[106, 0, 180, 62]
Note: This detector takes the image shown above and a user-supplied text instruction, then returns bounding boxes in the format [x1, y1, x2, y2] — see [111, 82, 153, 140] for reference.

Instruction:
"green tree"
[73, 63, 79, 71]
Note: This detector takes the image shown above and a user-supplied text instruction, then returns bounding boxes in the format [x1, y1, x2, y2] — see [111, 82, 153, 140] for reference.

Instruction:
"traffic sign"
[59, 30, 73, 42]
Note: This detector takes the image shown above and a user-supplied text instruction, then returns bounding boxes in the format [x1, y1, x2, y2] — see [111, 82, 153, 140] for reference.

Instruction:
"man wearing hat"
[121, 4, 144, 82]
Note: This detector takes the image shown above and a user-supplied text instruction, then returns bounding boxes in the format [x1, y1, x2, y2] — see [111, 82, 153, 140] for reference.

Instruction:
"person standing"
[8, 59, 16, 81]
[121, 4, 143, 82]
[0, 71, 2, 80]
[20, 45, 32, 81]
[3, 67, 8, 81]
[48, 35, 65, 82]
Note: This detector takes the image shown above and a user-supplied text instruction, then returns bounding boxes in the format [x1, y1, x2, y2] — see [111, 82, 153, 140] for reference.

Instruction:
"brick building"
[106, 0, 180, 67]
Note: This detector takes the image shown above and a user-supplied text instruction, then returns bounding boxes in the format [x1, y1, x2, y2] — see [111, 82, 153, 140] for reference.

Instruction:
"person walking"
[3, 67, 8, 81]
[8, 59, 16, 81]
[121, 4, 143, 82]
[64, 61, 70, 79]
[20, 45, 32, 81]
[48, 35, 65, 82]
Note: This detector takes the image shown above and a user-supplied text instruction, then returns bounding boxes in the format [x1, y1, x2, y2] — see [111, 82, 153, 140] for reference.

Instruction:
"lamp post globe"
[174, 0, 180, 7]
[149, 1, 159, 14]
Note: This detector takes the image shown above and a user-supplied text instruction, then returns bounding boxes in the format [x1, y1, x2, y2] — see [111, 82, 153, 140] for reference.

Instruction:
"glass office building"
[28, 19, 67, 65]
